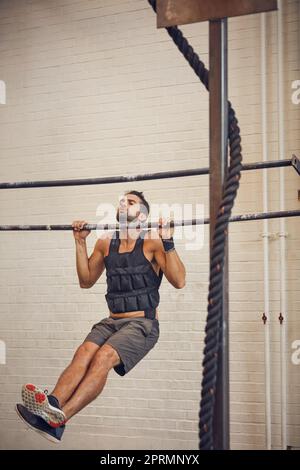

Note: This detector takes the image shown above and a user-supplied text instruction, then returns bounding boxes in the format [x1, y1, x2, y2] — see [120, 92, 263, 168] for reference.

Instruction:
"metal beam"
[157, 0, 278, 28]
[209, 18, 229, 450]
[0, 157, 298, 190]
[1, 210, 299, 231]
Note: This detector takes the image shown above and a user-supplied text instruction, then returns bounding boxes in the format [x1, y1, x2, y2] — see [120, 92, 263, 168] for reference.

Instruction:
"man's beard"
[116, 210, 139, 225]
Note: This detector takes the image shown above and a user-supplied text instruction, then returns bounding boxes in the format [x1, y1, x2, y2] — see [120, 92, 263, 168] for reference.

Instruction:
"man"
[16, 190, 186, 443]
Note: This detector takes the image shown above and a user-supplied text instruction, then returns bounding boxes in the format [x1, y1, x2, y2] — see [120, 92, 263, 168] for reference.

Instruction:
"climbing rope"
[147, 1, 243, 449]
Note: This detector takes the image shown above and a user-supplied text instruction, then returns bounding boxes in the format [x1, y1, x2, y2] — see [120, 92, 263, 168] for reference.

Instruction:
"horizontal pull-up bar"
[0, 210, 299, 231]
[0, 156, 299, 190]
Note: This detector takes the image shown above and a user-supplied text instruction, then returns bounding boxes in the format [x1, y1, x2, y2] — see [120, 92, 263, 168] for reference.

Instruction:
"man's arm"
[72, 220, 106, 288]
[151, 215, 186, 289]
[75, 238, 105, 288]
[153, 239, 186, 289]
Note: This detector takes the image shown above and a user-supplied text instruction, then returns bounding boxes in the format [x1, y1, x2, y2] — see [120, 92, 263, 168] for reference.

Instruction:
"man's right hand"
[72, 220, 91, 241]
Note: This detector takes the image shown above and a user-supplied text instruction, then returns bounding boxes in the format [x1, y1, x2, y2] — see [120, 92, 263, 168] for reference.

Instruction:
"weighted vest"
[104, 231, 163, 319]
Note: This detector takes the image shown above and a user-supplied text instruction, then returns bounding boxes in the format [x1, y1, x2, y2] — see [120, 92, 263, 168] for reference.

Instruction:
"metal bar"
[292, 154, 300, 175]
[0, 158, 296, 190]
[0, 210, 299, 231]
[157, 0, 278, 28]
[209, 18, 230, 450]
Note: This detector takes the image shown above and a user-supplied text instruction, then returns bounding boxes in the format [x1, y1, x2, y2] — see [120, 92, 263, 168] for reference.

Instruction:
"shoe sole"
[21, 384, 66, 428]
[15, 404, 61, 444]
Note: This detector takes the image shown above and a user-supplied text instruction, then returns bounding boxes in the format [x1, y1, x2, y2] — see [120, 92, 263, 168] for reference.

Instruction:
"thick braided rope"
[147, 1, 243, 449]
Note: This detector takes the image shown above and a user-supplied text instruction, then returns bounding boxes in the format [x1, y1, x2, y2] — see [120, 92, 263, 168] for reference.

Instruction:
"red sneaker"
[21, 384, 66, 428]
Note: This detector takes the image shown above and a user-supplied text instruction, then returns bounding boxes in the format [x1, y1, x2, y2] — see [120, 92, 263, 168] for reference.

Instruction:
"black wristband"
[162, 237, 175, 253]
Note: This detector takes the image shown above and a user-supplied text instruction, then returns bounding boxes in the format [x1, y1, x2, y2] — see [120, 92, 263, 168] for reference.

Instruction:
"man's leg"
[50, 341, 100, 407]
[62, 344, 121, 421]
[19, 341, 106, 431]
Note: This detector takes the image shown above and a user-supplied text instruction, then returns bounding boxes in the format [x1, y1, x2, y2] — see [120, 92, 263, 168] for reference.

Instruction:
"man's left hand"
[158, 216, 174, 240]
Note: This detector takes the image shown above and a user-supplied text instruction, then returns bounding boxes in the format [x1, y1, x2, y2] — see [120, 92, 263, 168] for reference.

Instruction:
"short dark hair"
[124, 190, 150, 217]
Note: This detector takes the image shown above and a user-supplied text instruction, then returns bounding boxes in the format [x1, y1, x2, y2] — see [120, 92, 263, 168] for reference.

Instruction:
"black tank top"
[104, 230, 163, 319]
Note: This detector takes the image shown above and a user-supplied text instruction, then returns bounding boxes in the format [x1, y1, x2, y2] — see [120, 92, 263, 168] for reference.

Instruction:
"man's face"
[116, 194, 145, 224]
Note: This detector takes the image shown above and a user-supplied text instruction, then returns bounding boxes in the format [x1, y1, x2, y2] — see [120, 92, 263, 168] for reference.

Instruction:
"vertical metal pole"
[209, 18, 230, 450]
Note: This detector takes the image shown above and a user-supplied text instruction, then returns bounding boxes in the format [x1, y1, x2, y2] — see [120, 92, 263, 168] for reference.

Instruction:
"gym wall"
[0, 0, 299, 450]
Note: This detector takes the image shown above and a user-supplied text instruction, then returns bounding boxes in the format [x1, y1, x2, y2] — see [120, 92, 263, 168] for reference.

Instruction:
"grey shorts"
[84, 317, 160, 376]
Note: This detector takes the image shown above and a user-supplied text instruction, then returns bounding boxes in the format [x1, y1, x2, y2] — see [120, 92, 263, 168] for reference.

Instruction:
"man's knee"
[72, 342, 100, 366]
[89, 344, 121, 372]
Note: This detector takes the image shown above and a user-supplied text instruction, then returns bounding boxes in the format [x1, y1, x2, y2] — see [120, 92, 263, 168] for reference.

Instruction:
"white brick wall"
[0, 0, 299, 450]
